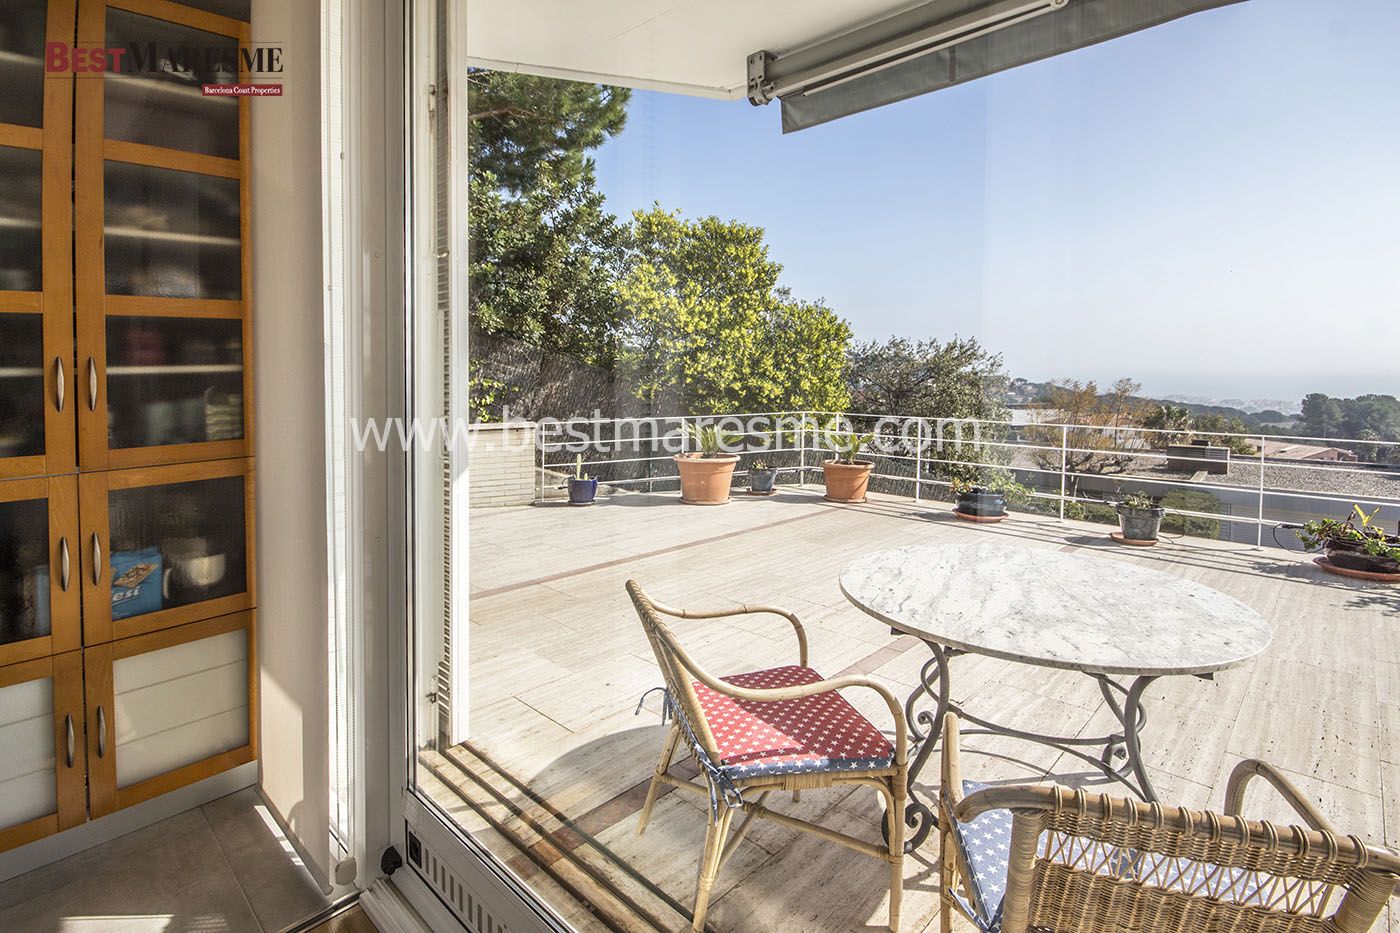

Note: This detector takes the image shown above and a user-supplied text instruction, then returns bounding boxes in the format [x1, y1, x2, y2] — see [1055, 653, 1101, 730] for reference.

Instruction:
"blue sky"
[592, 0, 1400, 405]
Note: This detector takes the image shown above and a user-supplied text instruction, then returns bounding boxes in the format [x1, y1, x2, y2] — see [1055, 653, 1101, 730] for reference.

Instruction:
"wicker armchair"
[627, 580, 910, 932]
[939, 713, 1400, 933]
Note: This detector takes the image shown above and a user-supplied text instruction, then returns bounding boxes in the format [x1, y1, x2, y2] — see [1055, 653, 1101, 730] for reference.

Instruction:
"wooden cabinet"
[79, 458, 255, 643]
[0, 0, 76, 480]
[0, 475, 81, 666]
[75, 0, 253, 470]
[86, 611, 256, 819]
[0, 651, 86, 851]
[0, 0, 257, 854]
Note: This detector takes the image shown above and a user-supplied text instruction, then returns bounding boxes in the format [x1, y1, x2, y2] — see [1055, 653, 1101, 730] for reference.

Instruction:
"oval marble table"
[840, 542, 1272, 850]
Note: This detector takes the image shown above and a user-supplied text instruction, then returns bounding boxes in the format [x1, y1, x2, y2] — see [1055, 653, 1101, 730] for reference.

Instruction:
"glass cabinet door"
[102, 7, 243, 160]
[0, 0, 78, 477]
[79, 459, 253, 644]
[86, 611, 254, 819]
[0, 145, 42, 296]
[103, 314, 246, 452]
[75, 0, 251, 470]
[0, 1, 49, 131]
[0, 652, 86, 852]
[0, 476, 81, 667]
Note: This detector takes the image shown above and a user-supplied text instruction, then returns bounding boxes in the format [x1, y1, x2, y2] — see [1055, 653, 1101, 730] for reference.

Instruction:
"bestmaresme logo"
[45, 41, 283, 97]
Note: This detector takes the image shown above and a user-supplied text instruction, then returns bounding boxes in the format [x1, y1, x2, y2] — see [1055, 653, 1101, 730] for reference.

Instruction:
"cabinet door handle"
[59, 536, 70, 591]
[65, 714, 75, 767]
[91, 533, 102, 584]
[87, 357, 97, 412]
[54, 357, 65, 412]
[97, 706, 107, 759]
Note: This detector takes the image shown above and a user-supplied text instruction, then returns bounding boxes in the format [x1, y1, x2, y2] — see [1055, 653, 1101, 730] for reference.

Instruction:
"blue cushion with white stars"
[947, 782, 1273, 932]
[947, 781, 1015, 932]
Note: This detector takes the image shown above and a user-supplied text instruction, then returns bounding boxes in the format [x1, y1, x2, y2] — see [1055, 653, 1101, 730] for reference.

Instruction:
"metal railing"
[535, 410, 1400, 549]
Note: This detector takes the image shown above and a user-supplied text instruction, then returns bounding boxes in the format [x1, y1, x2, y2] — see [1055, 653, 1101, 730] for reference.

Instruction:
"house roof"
[1260, 440, 1356, 460]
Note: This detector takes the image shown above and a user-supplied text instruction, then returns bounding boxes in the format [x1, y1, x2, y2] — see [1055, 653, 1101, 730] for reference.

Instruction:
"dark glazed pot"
[749, 468, 777, 493]
[955, 490, 1006, 518]
[1117, 505, 1165, 542]
[567, 477, 598, 506]
[1325, 538, 1400, 574]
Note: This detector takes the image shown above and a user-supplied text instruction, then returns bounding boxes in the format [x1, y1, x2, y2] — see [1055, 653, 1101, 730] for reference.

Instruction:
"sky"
[591, 0, 1400, 406]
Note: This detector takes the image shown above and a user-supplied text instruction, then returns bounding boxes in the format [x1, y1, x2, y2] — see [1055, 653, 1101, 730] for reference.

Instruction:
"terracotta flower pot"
[821, 459, 873, 503]
[674, 453, 739, 505]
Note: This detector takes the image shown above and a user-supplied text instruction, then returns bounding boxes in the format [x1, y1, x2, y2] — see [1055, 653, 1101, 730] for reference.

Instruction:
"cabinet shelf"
[0, 366, 43, 377]
[0, 217, 41, 231]
[104, 226, 240, 248]
[104, 72, 239, 107]
[107, 364, 242, 375]
[0, 50, 42, 75]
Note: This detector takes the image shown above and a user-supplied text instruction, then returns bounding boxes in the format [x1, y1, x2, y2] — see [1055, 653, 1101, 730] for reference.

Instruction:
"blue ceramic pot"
[749, 469, 777, 493]
[568, 477, 598, 506]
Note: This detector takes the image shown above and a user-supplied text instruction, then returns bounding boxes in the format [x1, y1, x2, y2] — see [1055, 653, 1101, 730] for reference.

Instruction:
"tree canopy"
[845, 336, 1007, 420]
[468, 161, 628, 368]
[1026, 379, 1141, 484]
[468, 70, 630, 193]
[1302, 393, 1400, 440]
[616, 207, 851, 414]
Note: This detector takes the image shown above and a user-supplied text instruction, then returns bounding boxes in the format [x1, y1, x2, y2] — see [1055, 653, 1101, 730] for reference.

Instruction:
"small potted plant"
[820, 421, 875, 503]
[674, 423, 740, 505]
[1297, 505, 1400, 580]
[747, 458, 777, 495]
[1114, 491, 1166, 545]
[567, 454, 597, 506]
[952, 478, 1007, 522]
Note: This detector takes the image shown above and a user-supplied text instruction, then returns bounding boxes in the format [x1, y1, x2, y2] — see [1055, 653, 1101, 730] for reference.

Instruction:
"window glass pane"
[0, 1, 47, 128]
[105, 316, 244, 449]
[0, 146, 42, 293]
[0, 496, 50, 648]
[104, 161, 242, 300]
[108, 475, 247, 619]
[104, 8, 240, 159]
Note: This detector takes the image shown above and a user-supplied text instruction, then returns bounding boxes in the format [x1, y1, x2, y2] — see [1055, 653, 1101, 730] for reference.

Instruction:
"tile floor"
[0, 788, 335, 932]
[433, 487, 1400, 933]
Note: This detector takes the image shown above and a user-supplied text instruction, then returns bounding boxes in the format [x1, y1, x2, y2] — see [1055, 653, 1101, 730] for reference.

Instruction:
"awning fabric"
[779, 0, 1247, 133]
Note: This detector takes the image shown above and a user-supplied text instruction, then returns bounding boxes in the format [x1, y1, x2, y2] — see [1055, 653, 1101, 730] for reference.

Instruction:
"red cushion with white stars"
[691, 665, 895, 780]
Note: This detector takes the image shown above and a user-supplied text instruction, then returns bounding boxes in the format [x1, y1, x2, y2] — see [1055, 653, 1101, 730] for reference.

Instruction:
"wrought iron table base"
[886, 638, 1181, 852]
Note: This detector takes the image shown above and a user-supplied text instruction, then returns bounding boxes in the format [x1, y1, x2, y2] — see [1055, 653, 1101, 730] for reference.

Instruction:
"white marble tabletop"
[840, 543, 1272, 677]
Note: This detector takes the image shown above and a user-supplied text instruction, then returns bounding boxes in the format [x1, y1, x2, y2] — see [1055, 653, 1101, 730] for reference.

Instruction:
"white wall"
[250, 0, 332, 890]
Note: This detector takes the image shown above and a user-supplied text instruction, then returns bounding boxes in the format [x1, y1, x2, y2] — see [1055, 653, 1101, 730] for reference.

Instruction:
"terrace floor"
[424, 486, 1400, 933]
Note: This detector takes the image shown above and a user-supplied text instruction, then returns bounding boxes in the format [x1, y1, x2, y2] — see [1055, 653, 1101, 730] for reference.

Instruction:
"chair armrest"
[677, 648, 907, 766]
[647, 596, 808, 668]
[1224, 759, 1337, 833]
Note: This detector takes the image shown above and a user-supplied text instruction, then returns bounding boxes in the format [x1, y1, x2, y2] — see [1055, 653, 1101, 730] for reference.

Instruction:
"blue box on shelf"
[111, 547, 163, 620]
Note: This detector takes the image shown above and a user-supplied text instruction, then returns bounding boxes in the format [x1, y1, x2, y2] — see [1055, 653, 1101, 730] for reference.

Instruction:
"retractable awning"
[752, 0, 1248, 132]
[466, 0, 1247, 129]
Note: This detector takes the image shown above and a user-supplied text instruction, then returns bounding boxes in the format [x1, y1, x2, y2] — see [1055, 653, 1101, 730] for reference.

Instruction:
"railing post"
[1256, 434, 1266, 549]
[646, 417, 654, 494]
[914, 417, 923, 502]
[799, 413, 807, 488]
[535, 435, 544, 502]
[1059, 424, 1068, 522]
